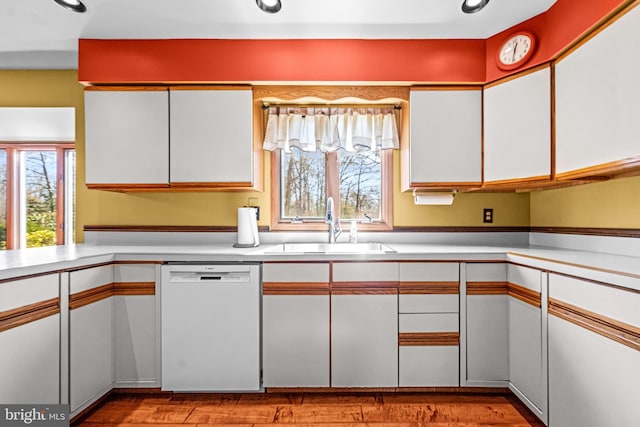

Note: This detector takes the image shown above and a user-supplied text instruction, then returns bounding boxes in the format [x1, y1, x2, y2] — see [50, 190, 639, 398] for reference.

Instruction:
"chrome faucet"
[325, 197, 342, 244]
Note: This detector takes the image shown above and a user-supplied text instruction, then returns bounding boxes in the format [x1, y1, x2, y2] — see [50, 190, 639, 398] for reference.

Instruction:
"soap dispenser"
[349, 220, 358, 243]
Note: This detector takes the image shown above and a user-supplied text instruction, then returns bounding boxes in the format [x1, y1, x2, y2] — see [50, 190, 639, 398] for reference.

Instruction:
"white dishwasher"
[161, 263, 261, 391]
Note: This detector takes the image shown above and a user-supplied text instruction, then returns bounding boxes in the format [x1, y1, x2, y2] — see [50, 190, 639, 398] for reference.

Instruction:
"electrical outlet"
[248, 198, 260, 220]
[250, 206, 260, 220]
[483, 208, 493, 224]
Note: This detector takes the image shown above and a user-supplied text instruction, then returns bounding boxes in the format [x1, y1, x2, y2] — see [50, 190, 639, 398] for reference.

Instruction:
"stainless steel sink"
[264, 242, 396, 254]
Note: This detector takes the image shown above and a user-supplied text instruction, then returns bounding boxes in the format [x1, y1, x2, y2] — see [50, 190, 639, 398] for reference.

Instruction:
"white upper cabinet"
[484, 66, 551, 185]
[555, 6, 640, 179]
[405, 88, 482, 190]
[169, 88, 258, 188]
[84, 89, 169, 187]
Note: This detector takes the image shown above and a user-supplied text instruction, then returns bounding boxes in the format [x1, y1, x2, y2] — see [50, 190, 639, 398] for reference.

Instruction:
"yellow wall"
[530, 176, 640, 228]
[0, 70, 531, 242]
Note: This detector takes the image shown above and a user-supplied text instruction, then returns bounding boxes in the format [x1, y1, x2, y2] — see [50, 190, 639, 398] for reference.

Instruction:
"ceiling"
[0, 0, 557, 69]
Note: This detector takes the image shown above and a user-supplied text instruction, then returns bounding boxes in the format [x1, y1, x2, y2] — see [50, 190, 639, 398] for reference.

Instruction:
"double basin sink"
[264, 242, 396, 254]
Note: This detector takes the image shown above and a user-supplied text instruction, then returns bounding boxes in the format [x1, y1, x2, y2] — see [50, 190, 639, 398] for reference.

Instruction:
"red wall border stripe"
[78, 0, 629, 85]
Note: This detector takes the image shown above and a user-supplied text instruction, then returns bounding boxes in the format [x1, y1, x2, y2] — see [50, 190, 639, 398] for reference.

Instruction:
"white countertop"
[1, 242, 639, 290]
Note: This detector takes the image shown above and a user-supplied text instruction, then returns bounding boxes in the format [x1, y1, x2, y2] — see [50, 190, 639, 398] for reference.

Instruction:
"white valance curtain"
[262, 106, 400, 153]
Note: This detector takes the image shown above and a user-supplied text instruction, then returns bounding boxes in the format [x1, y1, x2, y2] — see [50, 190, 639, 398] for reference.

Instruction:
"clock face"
[497, 32, 536, 70]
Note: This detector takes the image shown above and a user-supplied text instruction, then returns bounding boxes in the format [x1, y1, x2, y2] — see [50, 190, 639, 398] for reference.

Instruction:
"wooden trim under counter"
[0, 298, 60, 333]
[399, 332, 460, 346]
[467, 281, 510, 295]
[70, 281, 157, 310]
[69, 283, 114, 310]
[549, 298, 640, 352]
[399, 281, 459, 294]
[113, 282, 156, 296]
[507, 283, 542, 308]
[330, 281, 399, 295]
[263, 282, 330, 296]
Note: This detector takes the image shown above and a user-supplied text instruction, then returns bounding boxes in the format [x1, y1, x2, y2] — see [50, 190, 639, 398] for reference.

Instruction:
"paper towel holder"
[413, 190, 456, 205]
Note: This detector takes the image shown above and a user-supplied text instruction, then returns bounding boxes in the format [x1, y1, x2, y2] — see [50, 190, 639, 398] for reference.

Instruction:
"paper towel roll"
[413, 192, 455, 205]
[237, 207, 260, 247]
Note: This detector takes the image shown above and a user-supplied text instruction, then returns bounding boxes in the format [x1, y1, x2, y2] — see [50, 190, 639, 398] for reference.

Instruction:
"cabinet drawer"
[399, 313, 458, 333]
[263, 263, 330, 283]
[399, 346, 459, 387]
[332, 262, 398, 283]
[399, 294, 459, 313]
[399, 262, 459, 282]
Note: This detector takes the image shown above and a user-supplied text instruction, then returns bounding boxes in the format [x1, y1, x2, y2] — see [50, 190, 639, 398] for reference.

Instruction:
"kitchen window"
[263, 104, 398, 231]
[0, 144, 75, 250]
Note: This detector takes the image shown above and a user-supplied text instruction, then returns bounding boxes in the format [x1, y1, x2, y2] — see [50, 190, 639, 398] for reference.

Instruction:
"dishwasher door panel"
[161, 272, 260, 391]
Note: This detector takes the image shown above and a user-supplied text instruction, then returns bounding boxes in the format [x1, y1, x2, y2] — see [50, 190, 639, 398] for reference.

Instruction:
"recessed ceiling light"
[462, 0, 489, 14]
[256, 0, 282, 14]
[53, 0, 87, 13]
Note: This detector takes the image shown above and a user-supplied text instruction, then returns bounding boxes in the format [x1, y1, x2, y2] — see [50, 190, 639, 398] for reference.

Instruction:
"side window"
[0, 145, 75, 249]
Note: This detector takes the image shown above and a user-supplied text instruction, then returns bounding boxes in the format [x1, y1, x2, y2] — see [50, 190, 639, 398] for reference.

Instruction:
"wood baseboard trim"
[530, 226, 640, 238]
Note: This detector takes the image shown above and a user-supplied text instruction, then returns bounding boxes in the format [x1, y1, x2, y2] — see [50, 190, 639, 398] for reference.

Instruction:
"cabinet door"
[548, 273, 640, 427]
[331, 294, 398, 387]
[84, 89, 169, 186]
[69, 265, 114, 414]
[484, 67, 551, 184]
[508, 265, 547, 422]
[170, 89, 257, 187]
[465, 263, 508, 386]
[406, 88, 482, 189]
[0, 274, 60, 404]
[262, 262, 330, 387]
[263, 295, 330, 387]
[113, 264, 158, 388]
[555, 6, 640, 178]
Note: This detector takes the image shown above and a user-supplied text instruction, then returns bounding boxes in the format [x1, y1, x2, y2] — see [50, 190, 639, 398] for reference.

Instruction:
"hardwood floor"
[74, 391, 545, 426]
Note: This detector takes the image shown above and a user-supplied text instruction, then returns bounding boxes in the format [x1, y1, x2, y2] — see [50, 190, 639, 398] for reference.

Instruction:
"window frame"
[254, 85, 410, 233]
[0, 142, 75, 250]
[270, 148, 393, 231]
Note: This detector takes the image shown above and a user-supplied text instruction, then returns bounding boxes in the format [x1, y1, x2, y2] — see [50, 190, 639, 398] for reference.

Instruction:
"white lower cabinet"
[331, 262, 399, 388]
[507, 264, 547, 423]
[399, 313, 459, 386]
[263, 295, 330, 387]
[331, 293, 398, 387]
[262, 263, 330, 388]
[0, 274, 61, 404]
[69, 265, 114, 414]
[464, 263, 509, 386]
[398, 262, 460, 387]
[113, 264, 158, 388]
[548, 273, 640, 427]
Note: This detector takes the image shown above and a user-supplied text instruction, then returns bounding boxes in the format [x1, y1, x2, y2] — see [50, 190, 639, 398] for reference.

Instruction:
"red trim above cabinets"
[485, 0, 632, 82]
[77, 0, 630, 84]
[78, 39, 486, 84]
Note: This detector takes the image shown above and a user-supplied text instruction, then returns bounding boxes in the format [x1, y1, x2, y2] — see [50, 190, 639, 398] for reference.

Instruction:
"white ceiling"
[0, 0, 557, 69]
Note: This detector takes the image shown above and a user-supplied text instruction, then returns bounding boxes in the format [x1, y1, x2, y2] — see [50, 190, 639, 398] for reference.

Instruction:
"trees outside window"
[0, 144, 75, 250]
[274, 148, 392, 230]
